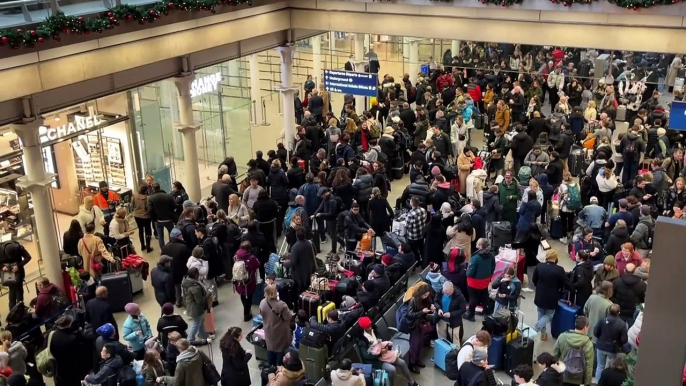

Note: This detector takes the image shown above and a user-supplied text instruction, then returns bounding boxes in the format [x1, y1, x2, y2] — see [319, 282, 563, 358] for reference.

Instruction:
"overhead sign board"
[323, 69, 378, 98]
[669, 101, 685, 131]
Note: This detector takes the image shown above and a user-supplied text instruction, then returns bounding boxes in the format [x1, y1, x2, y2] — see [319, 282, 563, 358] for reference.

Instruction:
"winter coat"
[287, 166, 306, 191]
[594, 315, 628, 353]
[598, 367, 628, 386]
[233, 249, 261, 296]
[536, 363, 566, 386]
[495, 107, 511, 131]
[353, 174, 374, 204]
[466, 248, 496, 282]
[491, 275, 521, 310]
[35, 283, 62, 320]
[331, 369, 365, 386]
[533, 261, 571, 310]
[614, 252, 643, 276]
[491, 134, 508, 170]
[553, 330, 594, 385]
[414, 119, 429, 148]
[182, 277, 210, 318]
[156, 314, 188, 348]
[630, 216, 655, 250]
[85, 355, 124, 385]
[151, 263, 175, 307]
[285, 240, 316, 290]
[268, 166, 290, 205]
[524, 150, 550, 177]
[481, 191, 502, 222]
[612, 274, 647, 320]
[267, 365, 306, 386]
[161, 347, 208, 386]
[569, 261, 594, 308]
[260, 297, 293, 352]
[5, 341, 26, 375]
[498, 180, 521, 222]
[122, 314, 153, 352]
[555, 129, 575, 159]
[161, 239, 191, 285]
[583, 293, 613, 344]
[516, 200, 542, 232]
[510, 131, 534, 161]
[456, 153, 473, 194]
[628, 311, 642, 348]
[444, 226, 474, 260]
[367, 196, 393, 236]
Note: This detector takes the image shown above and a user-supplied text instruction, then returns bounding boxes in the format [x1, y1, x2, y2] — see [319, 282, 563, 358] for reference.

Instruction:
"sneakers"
[522, 288, 535, 293]
[243, 313, 253, 322]
[462, 313, 476, 322]
[559, 237, 568, 244]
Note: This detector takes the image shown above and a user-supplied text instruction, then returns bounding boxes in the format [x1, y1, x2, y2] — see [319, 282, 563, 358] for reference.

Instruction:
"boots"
[145, 236, 153, 253]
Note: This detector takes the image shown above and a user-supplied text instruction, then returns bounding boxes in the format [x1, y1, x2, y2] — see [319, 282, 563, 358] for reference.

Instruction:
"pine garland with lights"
[439, 0, 678, 7]
[622, 303, 643, 386]
[0, 0, 250, 50]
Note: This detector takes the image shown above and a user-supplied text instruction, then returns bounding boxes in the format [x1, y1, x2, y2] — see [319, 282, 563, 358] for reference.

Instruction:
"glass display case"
[0, 187, 34, 240]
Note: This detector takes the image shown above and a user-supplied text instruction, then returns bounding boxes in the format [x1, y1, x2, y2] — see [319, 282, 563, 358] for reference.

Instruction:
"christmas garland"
[440, 0, 679, 9]
[0, 0, 251, 49]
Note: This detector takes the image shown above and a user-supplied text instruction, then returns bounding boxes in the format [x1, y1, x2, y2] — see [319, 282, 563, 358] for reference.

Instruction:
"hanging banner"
[323, 69, 378, 97]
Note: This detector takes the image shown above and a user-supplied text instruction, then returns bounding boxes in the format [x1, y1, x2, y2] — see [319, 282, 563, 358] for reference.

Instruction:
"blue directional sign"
[669, 101, 686, 132]
[323, 69, 378, 97]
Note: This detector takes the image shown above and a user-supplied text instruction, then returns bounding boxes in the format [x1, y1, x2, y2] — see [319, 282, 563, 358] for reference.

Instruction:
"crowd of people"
[0, 42, 681, 386]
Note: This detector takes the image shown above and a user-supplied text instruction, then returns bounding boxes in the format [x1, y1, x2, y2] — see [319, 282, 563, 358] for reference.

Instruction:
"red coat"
[467, 85, 482, 103]
[232, 249, 261, 296]
[436, 74, 454, 93]
[552, 49, 565, 66]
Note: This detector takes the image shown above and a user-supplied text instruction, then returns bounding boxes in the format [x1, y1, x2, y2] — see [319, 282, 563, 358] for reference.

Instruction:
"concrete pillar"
[354, 33, 365, 62]
[353, 34, 366, 115]
[409, 39, 420, 86]
[12, 120, 63, 290]
[312, 35, 323, 85]
[227, 58, 241, 87]
[276, 45, 298, 152]
[402, 37, 410, 61]
[451, 40, 460, 58]
[329, 31, 337, 69]
[364, 34, 370, 54]
[249, 54, 263, 126]
[173, 75, 202, 203]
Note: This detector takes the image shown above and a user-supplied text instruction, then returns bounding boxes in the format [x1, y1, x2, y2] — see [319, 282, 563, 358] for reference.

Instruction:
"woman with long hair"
[132, 185, 154, 253]
[423, 214, 446, 267]
[220, 327, 252, 386]
[598, 355, 628, 386]
[331, 168, 354, 209]
[665, 177, 686, 217]
[259, 285, 292, 368]
[405, 282, 434, 374]
[171, 181, 189, 220]
[228, 194, 251, 227]
[142, 349, 165, 386]
[109, 207, 134, 249]
[444, 214, 475, 264]
[368, 187, 394, 249]
[63, 219, 84, 258]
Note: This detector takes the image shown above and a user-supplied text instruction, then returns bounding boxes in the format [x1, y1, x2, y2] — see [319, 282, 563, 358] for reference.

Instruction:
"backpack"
[369, 121, 381, 138]
[336, 210, 350, 236]
[407, 86, 417, 102]
[564, 183, 582, 211]
[232, 258, 250, 283]
[194, 205, 209, 226]
[640, 220, 654, 248]
[334, 196, 346, 214]
[562, 339, 589, 378]
[624, 138, 638, 160]
[117, 365, 137, 386]
[51, 291, 72, 312]
[445, 346, 461, 380]
[396, 129, 412, 150]
[548, 113, 566, 140]
[518, 166, 532, 183]
[36, 331, 56, 377]
[373, 148, 389, 166]
[396, 300, 412, 333]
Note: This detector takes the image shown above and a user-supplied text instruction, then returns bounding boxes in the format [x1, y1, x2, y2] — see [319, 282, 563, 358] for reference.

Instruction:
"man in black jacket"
[431, 126, 453, 160]
[569, 250, 594, 309]
[85, 286, 119, 337]
[211, 174, 236, 213]
[527, 111, 549, 144]
[344, 203, 373, 252]
[310, 149, 326, 175]
[309, 89, 324, 122]
[148, 183, 179, 249]
[400, 176, 432, 208]
[151, 256, 176, 307]
[255, 151, 271, 177]
[509, 124, 533, 172]
[612, 263, 646, 325]
[555, 123, 575, 169]
[369, 264, 391, 296]
[470, 199, 487, 249]
[195, 226, 222, 282]
[593, 303, 628, 380]
[247, 159, 267, 188]
[545, 151, 565, 187]
[434, 281, 467, 344]
[532, 250, 573, 341]
[162, 228, 191, 306]
[0, 241, 32, 309]
[308, 310, 346, 352]
[314, 188, 341, 254]
[399, 102, 416, 135]
[287, 157, 306, 190]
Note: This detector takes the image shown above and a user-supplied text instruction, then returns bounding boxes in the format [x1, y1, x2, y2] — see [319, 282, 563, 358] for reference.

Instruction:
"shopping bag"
[359, 231, 373, 251]
[497, 247, 518, 263]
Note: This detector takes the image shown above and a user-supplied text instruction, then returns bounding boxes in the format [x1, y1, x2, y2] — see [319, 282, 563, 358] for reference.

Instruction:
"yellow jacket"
[483, 89, 495, 105]
[495, 107, 511, 130]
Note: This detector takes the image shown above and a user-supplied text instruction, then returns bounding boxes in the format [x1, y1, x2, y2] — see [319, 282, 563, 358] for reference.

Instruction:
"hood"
[156, 262, 171, 272]
[639, 216, 655, 226]
[563, 331, 592, 348]
[551, 362, 566, 373]
[620, 273, 641, 286]
[79, 205, 93, 214]
[358, 174, 373, 184]
[269, 166, 283, 175]
[335, 369, 354, 381]
[181, 277, 203, 291]
[282, 367, 306, 381]
[483, 191, 497, 202]
[474, 248, 494, 260]
[39, 283, 58, 295]
[426, 272, 443, 281]
[437, 182, 451, 189]
[577, 260, 594, 271]
[536, 173, 549, 187]
[177, 346, 199, 363]
[611, 227, 629, 238]
[627, 133, 639, 140]
[235, 249, 252, 261]
[7, 341, 24, 355]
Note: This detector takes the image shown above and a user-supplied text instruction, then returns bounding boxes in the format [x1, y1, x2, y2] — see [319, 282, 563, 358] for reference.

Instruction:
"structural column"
[249, 53, 264, 126]
[451, 40, 460, 58]
[276, 45, 298, 152]
[12, 120, 63, 290]
[354, 33, 366, 115]
[408, 38, 420, 86]
[173, 75, 202, 203]
[312, 35, 323, 86]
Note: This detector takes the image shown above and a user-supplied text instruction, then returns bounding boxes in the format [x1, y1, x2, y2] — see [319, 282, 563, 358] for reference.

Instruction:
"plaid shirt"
[405, 207, 428, 240]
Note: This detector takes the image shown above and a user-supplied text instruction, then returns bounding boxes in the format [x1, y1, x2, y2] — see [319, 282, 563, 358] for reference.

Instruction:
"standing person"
[50, 315, 92, 386]
[434, 281, 467, 345]
[268, 159, 290, 238]
[0, 331, 26, 376]
[233, 241, 261, 322]
[532, 250, 572, 341]
[157, 303, 188, 349]
[515, 190, 542, 243]
[228, 194, 251, 228]
[151, 255, 176, 307]
[132, 185, 154, 253]
[109, 207, 134, 249]
[149, 182, 178, 249]
[535, 352, 566, 385]
[141, 350, 166, 386]
[157, 339, 207, 386]
[463, 238, 496, 322]
[558, 172, 580, 244]
[85, 286, 119, 338]
[552, 316, 594, 386]
[569, 250, 594, 309]
[182, 267, 211, 342]
[284, 227, 316, 294]
[242, 176, 266, 209]
[62, 219, 83, 258]
[259, 285, 292, 367]
[368, 187, 394, 248]
[406, 197, 428, 268]
[93, 181, 120, 237]
[171, 181, 190, 220]
[220, 327, 252, 386]
[499, 171, 521, 226]
[491, 267, 522, 313]
[424, 215, 447, 267]
[405, 282, 434, 373]
[253, 190, 279, 254]
[598, 356, 628, 386]
[0, 241, 32, 309]
[584, 281, 614, 344]
[162, 228, 191, 307]
[612, 264, 647, 325]
[343, 203, 373, 252]
[75, 196, 106, 233]
[593, 304, 628, 380]
[122, 303, 153, 360]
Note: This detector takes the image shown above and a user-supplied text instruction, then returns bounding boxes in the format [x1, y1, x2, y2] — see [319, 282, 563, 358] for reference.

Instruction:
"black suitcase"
[276, 278, 296, 309]
[312, 229, 321, 254]
[550, 216, 564, 239]
[474, 113, 484, 130]
[101, 271, 133, 312]
[335, 277, 359, 302]
[299, 292, 322, 319]
[341, 257, 364, 277]
[487, 221, 512, 251]
[503, 329, 535, 376]
[568, 148, 584, 177]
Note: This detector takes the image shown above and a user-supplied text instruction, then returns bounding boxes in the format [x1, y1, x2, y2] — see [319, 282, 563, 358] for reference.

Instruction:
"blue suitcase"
[352, 363, 372, 385]
[372, 369, 390, 386]
[252, 281, 265, 305]
[487, 334, 506, 370]
[433, 338, 457, 372]
[253, 314, 263, 327]
[551, 300, 581, 338]
[550, 216, 564, 239]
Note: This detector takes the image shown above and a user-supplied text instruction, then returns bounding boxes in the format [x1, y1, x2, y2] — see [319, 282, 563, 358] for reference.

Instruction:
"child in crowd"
[426, 262, 447, 294]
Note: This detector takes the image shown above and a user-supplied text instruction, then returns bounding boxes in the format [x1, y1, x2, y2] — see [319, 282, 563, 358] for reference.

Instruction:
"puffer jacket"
[181, 276, 209, 318]
[482, 191, 502, 222]
[524, 150, 550, 177]
[122, 314, 153, 352]
[353, 174, 374, 204]
[268, 166, 290, 204]
[630, 216, 655, 249]
[403, 181, 432, 207]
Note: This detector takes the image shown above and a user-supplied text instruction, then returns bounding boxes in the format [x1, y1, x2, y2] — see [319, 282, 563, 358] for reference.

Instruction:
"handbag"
[359, 231, 373, 251]
[201, 347, 221, 385]
[419, 320, 434, 335]
[1, 270, 17, 286]
[80, 240, 102, 272]
[309, 275, 329, 291]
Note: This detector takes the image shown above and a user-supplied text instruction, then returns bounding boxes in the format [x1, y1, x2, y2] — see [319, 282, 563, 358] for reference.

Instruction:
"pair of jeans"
[381, 357, 414, 385]
[493, 301, 508, 314]
[267, 350, 284, 367]
[526, 266, 536, 290]
[240, 293, 252, 318]
[8, 282, 24, 309]
[595, 349, 616, 379]
[622, 160, 639, 185]
[134, 217, 152, 250]
[535, 307, 556, 334]
[467, 287, 490, 317]
[188, 313, 207, 341]
[155, 221, 175, 249]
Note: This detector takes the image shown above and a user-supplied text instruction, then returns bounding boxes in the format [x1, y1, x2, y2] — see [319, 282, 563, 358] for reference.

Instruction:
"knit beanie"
[603, 255, 615, 266]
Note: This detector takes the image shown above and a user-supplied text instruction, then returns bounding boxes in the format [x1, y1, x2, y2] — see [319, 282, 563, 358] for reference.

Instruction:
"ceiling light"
[54, 117, 60, 121]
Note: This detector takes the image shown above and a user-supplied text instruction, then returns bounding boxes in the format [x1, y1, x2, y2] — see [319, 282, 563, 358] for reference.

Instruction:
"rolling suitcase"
[301, 344, 328, 382]
[299, 291, 322, 319]
[487, 334, 506, 370]
[341, 255, 364, 277]
[276, 278, 296, 309]
[616, 105, 627, 121]
[317, 301, 335, 323]
[101, 271, 133, 312]
[372, 369, 390, 386]
[488, 221, 512, 251]
[433, 338, 457, 372]
[550, 216, 564, 239]
[474, 113, 483, 130]
[252, 281, 265, 305]
[569, 148, 584, 177]
[128, 268, 144, 294]
[252, 314, 263, 327]
[352, 364, 373, 385]
[551, 299, 581, 338]
[334, 277, 359, 306]
[503, 327, 535, 376]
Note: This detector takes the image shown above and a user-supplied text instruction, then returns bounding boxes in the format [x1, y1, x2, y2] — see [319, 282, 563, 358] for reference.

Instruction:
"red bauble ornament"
[29, 30, 36, 36]
[54, 36, 61, 42]
[127, 14, 134, 20]
[168, 2, 174, 7]
[500, 1, 506, 5]
[1, 37, 7, 44]
[38, 37, 44, 43]
[78, 16, 84, 21]
[62, 28, 68, 33]
[563, 1, 568, 5]
[109, 16, 115, 21]
[149, 10, 156, 15]
[107, 11, 113, 16]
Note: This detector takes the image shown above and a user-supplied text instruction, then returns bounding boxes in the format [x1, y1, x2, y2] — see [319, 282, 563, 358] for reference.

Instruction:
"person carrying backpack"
[34, 277, 70, 321]
[552, 315, 594, 386]
[233, 241, 261, 322]
[620, 130, 645, 185]
[314, 188, 344, 255]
